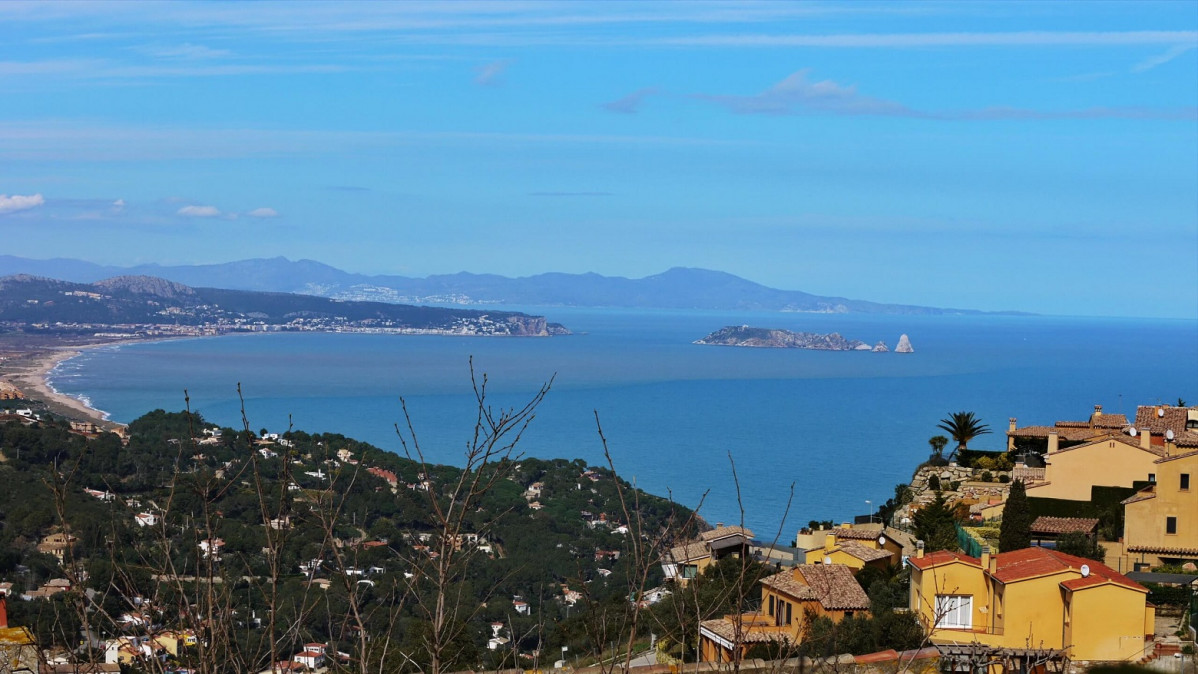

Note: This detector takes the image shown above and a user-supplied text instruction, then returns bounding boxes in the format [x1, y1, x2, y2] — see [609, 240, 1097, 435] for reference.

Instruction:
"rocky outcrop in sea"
[895, 334, 914, 353]
[695, 326, 867, 351]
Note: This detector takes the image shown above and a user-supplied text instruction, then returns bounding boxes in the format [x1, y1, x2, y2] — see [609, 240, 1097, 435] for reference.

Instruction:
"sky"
[1, 2, 1196, 318]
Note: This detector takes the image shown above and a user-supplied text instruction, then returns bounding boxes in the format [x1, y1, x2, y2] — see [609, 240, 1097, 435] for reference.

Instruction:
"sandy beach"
[0, 337, 161, 430]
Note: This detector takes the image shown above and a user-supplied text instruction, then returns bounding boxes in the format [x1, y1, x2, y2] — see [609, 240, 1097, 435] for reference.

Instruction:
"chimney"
[1094, 404, 1103, 417]
[1140, 430, 1151, 450]
[915, 540, 925, 559]
[1008, 418, 1017, 451]
[1047, 430, 1059, 454]
[980, 546, 990, 572]
[825, 533, 837, 551]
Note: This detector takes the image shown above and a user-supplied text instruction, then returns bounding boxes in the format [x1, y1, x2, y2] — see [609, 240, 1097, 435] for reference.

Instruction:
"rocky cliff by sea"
[696, 326, 915, 353]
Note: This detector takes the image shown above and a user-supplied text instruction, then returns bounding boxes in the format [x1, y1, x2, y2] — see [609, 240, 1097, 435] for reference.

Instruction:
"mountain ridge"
[0, 255, 1030, 315]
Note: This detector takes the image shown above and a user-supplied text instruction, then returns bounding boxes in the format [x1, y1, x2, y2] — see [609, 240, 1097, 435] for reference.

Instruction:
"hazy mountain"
[0, 255, 1015, 315]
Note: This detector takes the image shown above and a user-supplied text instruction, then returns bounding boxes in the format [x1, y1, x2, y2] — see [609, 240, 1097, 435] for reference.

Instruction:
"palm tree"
[928, 435, 949, 462]
[937, 411, 991, 456]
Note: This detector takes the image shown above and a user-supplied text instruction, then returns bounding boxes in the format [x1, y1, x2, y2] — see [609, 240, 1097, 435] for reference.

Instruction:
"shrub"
[927, 474, 941, 491]
[980, 471, 993, 482]
[998, 475, 1010, 483]
[949, 481, 961, 492]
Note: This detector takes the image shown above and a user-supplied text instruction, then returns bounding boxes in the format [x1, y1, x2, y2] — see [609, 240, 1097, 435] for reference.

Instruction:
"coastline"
[0, 337, 173, 430]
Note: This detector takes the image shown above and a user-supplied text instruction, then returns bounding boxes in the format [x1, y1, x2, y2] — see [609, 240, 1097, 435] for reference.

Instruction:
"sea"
[47, 308, 1198, 540]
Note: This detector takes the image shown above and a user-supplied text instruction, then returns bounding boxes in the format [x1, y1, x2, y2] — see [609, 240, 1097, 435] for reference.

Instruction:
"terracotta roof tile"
[1030, 516, 1099, 535]
[1156, 448, 1198, 463]
[1008, 425, 1099, 442]
[832, 528, 888, 541]
[907, 550, 980, 571]
[1125, 545, 1198, 556]
[1134, 405, 1197, 435]
[795, 564, 871, 610]
[836, 541, 894, 563]
[990, 547, 1146, 593]
[1121, 487, 1156, 505]
[667, 542, 710, 564]
[760, 570, 818, 601]
[699, 525, 754, 542]
[1052, 433, 1163, 457]
[699, 618, 791, 644]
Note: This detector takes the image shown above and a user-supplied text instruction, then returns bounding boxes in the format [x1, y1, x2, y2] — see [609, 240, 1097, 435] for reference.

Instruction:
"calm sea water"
[49, 309, 1198, 538]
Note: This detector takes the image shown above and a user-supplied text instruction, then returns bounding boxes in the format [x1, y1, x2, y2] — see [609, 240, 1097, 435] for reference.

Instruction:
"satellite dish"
[1080, 564, 1090, 578]
[1158, 408, 1166, 417]
[878, 536, 887, 546]
[823, 556, 831, 565]
[1129, 427, 1137, 437]
[1166, 429, 1175, 441]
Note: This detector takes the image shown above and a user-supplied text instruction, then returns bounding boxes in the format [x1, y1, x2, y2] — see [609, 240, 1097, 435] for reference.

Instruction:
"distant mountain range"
[0, 255, 1022, 315]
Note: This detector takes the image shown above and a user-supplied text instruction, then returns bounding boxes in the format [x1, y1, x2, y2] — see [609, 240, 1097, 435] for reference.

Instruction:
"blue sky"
[1, 2, 1195, 318]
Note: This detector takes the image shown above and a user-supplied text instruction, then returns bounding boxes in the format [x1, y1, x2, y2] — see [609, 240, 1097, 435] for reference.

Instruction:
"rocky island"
[696, 326, 914, 353]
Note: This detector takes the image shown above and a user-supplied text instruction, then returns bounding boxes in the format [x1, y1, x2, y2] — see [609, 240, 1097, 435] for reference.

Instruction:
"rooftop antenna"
[1080, 564, 1090, 578]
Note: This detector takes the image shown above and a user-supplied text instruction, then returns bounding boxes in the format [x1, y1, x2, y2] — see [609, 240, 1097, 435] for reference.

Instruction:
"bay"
[48, 308, 1198, 539]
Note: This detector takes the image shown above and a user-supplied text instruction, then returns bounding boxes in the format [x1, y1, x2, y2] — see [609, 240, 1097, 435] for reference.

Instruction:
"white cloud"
[474, 59, 513, 86]
[177, 204, 221, 217]
[0, 193, 44, 215]
[246, 207, 278, 218]
[112, 198, 125, 210]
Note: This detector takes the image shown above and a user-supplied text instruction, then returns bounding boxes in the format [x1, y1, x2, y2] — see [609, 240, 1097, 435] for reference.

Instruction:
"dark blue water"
[48, 309, 1198, 539]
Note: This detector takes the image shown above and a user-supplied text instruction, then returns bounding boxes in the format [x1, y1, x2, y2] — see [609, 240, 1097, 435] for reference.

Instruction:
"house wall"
[1066, 584, 1148, 661]
[1029, 439, 1158, 502]
[998, 575, 1070, 650]
[909, 562, 992, 641]
[1123, 453, 1198, 565]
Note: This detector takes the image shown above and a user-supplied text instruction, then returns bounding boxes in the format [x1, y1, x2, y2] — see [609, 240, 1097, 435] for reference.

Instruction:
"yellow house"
[1025, 432, 1162, 502]
[802, 527, 901, 571]
[1006, 404, 1129, 452]
[661, 525, 753, 586]
[1121, 449, 1198, 568]
[908, 546, 1153, 664]
[699, 564, 869, 663]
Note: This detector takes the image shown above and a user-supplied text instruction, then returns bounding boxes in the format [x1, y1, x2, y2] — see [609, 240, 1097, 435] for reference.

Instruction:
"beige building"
[801, 526, 902, 571]
[908, 546, 1153, 665]
[1025, 432, 1164, 501]
[1120, 449, 1198, 569]
[660, 525, 753, 585]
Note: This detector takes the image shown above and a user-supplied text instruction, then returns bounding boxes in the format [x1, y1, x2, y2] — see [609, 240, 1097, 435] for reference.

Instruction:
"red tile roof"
[836, 541, 894, 563]
[907, 550, 980, 571]
[1125, 545, 1198, 556]
[699, 525, 754, 542]
[990, 547, 1146, 593]
[832, 528, 889, 541]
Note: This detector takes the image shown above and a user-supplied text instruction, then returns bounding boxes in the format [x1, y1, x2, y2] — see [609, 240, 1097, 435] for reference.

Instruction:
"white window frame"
[934, 594, 973, 630]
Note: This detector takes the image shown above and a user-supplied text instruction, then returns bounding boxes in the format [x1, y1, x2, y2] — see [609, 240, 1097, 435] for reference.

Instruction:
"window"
[1182, 474, 1191, 490]
[1149, 473, 1156, 483]
[786, 602, 792, 626]
[1166, 517, 1177, 535]
[682, 565, 698, 579]
[935, 595, 973, 629]
[768, 595, 775, 616]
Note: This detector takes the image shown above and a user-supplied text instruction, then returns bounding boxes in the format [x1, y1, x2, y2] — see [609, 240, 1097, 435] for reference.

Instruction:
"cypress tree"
[999, 479, 1032, 552]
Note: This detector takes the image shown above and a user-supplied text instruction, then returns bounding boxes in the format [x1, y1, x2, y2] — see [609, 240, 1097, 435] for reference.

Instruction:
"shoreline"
[0, 337, 176, 430]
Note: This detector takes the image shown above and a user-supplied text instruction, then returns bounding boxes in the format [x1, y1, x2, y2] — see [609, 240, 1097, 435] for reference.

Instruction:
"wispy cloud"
[689, 69, 1197, 121]
[177, 204, 221, 217]
[1131, 43, 1197, 72]
[0, 121, 736, 161]
[474, 58, 513, 86]
[139, 43, 233, 60]
[246, 207, 279, 218]
[602, 87, 660, 114]
[695, 69, 912, 116]
[0, 193, 44, 215]
[653, 30, 1198, 49]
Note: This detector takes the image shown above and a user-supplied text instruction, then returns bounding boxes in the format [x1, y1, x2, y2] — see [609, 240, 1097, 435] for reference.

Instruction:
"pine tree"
[914, 491, 959, 553]
[999, 479, 1032, 552]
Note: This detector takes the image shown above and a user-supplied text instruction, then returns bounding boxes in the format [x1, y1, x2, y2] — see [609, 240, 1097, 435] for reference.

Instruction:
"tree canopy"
[937, 411, 992, 452]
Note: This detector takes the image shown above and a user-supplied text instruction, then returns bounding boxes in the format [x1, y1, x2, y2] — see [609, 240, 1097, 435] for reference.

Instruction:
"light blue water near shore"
[48, 309, 1198, 538]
